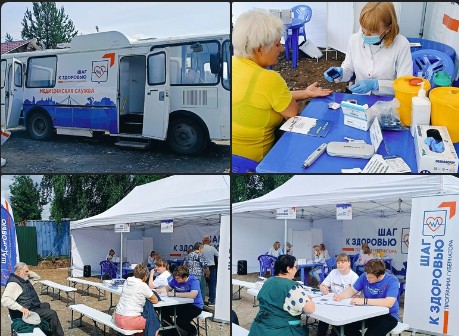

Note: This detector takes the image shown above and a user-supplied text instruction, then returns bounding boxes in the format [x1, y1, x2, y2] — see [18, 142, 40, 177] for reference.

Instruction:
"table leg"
[232, 286, 242, 300]
[301, 267, 305, 285]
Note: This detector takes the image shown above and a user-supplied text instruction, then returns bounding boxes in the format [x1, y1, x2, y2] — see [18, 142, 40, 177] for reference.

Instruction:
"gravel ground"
[1, 127, 230, 174]
[1, 266, 230, 336]
[232, 272, 431, 336]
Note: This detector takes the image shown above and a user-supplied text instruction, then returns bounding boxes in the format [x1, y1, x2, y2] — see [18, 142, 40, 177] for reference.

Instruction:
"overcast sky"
[1, 175, 50, 220]
[1, 2, 230, 42]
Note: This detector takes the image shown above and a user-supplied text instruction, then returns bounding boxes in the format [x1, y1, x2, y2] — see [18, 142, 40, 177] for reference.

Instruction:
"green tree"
[21, 2, 78, 49]
[40, 175, 169, 223]
[231, 175, 293, 203]
[9, 176, 43, 223]
[5, 33, 14, 42]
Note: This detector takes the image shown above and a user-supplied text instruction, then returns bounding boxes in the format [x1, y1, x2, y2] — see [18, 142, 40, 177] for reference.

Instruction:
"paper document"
[313, 294, 353, 306]
[280, 116, 333, 137]
[362, 154, 411, 173]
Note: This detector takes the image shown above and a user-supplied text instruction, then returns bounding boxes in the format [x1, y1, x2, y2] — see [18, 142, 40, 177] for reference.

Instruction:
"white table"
[67, 277, 108, 301]
[308, 297, 389, 336]
[232, 323, 249, 336]
[100, 284, 194, 335]
[232, 279, 256, 300]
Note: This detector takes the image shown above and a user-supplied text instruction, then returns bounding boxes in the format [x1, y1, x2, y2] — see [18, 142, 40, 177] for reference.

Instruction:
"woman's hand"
[333, 293, 342, 301]
[319, 283, 330, 295]
[305, 82, 333, 98]
[351, 298, 364, 305]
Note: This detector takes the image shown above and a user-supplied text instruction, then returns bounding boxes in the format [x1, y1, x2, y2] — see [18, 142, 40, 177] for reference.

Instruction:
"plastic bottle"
[410, 82, 431, 136]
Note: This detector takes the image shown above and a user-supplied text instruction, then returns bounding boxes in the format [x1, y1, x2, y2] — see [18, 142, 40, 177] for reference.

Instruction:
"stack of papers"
[362, 154, 411, 173]
[313, 294, 353, 306]
[280, 116, 333, 137]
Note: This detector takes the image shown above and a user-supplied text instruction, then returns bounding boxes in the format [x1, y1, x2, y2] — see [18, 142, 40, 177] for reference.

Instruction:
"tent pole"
[284, 219, 287, 255]
[120, 232, 123, 279]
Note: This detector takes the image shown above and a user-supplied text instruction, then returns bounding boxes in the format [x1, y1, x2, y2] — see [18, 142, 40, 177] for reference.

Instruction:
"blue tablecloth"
[256, 92, 459, 173]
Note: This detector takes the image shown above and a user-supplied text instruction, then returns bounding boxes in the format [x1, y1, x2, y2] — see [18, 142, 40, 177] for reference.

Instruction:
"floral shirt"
[184, 251, 208, 277]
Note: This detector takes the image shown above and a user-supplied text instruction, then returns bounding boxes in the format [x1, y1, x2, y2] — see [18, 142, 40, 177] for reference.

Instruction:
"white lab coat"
[339, 32, 413, 96]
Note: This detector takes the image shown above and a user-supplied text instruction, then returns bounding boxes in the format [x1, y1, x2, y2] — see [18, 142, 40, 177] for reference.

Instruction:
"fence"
[26, 220, 70, 258]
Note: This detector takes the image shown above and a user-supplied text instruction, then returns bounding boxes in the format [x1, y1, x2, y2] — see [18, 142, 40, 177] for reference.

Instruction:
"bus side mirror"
[210, 53, 220, 75]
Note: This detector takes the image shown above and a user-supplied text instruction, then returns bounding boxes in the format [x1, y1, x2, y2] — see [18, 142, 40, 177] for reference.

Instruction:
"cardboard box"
[341, 101, 373, 131]
[414, 125, 458, 173]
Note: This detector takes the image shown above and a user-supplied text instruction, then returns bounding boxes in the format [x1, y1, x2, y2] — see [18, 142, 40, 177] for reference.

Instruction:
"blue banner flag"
[1, 198, 18, 286]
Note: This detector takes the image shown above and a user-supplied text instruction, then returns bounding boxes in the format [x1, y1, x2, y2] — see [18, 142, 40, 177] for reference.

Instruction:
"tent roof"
[233, 175, 459, 220]
[71, 175, 230, 230]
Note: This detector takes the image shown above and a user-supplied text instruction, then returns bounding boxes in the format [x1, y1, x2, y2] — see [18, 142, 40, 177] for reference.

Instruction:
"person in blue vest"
[1, 262, 64, 336]
[333, 259, 399, 336]
[158, 265, 203, 336]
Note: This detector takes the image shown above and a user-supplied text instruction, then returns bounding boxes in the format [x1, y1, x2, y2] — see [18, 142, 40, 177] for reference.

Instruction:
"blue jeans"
[208, 265, 217, 304]
[309, 267, 322, 283]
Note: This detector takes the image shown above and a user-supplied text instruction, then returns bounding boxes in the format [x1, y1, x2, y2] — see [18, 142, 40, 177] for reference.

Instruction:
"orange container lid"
[429, 87, 459, 105]
[393, 76, 431, 93]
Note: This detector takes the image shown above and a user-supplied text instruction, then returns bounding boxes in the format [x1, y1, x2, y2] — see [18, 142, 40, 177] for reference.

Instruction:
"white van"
[1, 31, 230, 155]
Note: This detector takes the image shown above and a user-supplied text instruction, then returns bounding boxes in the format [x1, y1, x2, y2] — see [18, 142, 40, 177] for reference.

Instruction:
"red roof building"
[1, 38, 41, 54]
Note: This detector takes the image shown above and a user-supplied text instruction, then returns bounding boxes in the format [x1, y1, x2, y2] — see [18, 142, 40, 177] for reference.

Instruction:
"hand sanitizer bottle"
[410, 82, 431, 136]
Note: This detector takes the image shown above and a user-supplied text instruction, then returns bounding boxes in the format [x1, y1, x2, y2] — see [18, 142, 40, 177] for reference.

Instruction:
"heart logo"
[93, 66, 106, 78]
[425, 217, 444, 232]
[403, 233, 409, 248]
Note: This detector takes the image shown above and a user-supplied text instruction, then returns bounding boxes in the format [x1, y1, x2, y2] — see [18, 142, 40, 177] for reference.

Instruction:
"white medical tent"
[232, 2, 459, 81]
[70, 175, 230, 278]
[232, 175, 459, 274]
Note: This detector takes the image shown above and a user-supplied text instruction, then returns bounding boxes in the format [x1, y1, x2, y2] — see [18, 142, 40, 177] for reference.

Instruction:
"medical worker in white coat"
[324, 2, 412, 96]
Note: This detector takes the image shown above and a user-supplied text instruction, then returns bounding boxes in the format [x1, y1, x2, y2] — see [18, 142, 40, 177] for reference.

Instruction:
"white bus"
[1, 31, 230, 155]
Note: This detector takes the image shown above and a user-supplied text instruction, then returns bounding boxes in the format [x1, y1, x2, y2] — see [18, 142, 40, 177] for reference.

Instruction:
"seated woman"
[309, 245, 327, 285]
[267, 241, 283, 258]
[232, 9, 332, 163]
[114, 264, 159, 336]
[157, 265, 203, 336]
[148, 258, 171, 289]
[249, 254, 315, 335]
[353, 246, 373, 273]
[106, 249, 115, 261]
[147, 251, 157, 268]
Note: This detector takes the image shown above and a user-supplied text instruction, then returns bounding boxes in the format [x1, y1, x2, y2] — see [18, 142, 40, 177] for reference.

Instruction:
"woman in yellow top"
[232, 9, 332, 163]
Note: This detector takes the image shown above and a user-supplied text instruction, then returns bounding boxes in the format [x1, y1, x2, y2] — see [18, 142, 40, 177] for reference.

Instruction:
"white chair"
[193, 311, 213, 336]
[389, 322, 409, 335]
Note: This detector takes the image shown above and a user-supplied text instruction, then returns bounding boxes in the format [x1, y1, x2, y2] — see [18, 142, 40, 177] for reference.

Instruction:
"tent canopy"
[233, 175, 459, 220]
[71, 175, 230, 230]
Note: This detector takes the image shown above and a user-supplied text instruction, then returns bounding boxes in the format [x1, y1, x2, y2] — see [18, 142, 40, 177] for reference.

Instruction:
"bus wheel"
[27, 111, 54, 140]
[167, 117, 208, 155]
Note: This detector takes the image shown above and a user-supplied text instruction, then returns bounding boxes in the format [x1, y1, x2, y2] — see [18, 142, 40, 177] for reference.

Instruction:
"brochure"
[280, 116, 333, 137]
[313, 294, 353, 306]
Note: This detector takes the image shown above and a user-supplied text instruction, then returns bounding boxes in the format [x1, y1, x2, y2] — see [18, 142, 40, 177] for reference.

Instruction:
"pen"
[302, 143, 327, 168]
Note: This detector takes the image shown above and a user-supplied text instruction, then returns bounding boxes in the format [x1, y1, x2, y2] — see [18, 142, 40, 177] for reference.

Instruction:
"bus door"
[143, 49, 170, 139]
[2, 58, 24, 128]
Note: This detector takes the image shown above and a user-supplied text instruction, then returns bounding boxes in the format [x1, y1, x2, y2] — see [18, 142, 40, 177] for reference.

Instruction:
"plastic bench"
[193, 311, 213, 336]
[39, 280, 77, 306]
[69, 304, 142, 335]
[9, 314, 47, 336]
[390, 322, 410, 335]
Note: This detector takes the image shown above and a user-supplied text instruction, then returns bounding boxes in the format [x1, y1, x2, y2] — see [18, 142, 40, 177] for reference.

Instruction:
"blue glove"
[349, 79, 379, 94]
[323, 67, 343, 82]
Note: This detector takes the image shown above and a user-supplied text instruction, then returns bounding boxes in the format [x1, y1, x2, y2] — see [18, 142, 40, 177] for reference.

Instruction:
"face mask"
[361, 31, 385, 45]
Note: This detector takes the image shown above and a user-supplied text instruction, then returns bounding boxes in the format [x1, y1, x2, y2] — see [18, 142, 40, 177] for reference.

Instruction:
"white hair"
[14, 262, 27, 272]
[232, 9, 285, 58]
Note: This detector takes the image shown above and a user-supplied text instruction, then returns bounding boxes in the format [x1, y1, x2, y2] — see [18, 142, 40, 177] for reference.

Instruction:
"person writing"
[114, 264, 159, 336]
[157, 265, 203, 336]
[324, 2, 412, 96]
[232, 9, 332, 164]
[1, 262, 64, 336]
[317, 254, 359, 336]
[148, 259, 171, 289]
[333, 259, 399, 336]
[249, 254, 315, 335]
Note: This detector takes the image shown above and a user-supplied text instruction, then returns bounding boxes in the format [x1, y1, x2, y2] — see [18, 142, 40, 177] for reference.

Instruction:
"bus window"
[26, 56, 57, 88]
[222, 40, 230, 90]
[148, 52, 166, 85]
[14, 62, 22, 87]
[1, 60, 6, 88]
